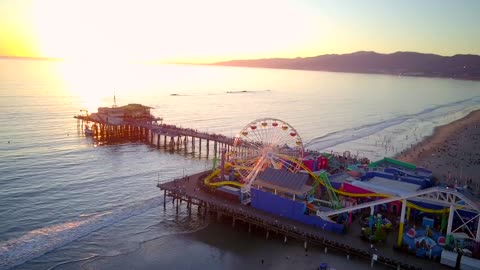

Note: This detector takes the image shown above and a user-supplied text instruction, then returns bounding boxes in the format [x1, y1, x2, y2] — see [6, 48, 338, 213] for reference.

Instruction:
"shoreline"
[207, 64, 480, 82]
[396, 109, 480, 194]
[79, 221, 393, 270]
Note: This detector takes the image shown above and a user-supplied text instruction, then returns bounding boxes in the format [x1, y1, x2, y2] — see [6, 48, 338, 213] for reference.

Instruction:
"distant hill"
[213, 51, 480, 80]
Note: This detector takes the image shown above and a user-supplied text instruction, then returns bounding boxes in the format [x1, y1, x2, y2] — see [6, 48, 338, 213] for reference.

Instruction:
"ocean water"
[0, 59, 479, 269]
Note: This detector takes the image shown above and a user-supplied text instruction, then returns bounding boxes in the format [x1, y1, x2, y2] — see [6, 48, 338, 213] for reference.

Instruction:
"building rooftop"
[121, 103, 154, 110]
[254, 168, 312, 196]
[351, 176, 421, 196]
[98, 103, 153, 111]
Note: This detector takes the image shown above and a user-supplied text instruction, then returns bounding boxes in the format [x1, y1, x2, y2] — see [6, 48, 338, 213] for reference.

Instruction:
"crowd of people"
[397, 121, 480, 195]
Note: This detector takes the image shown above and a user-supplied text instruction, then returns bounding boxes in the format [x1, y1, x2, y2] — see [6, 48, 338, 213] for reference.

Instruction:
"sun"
[30, 0, 319, 63]
[54, 60, 113, 111]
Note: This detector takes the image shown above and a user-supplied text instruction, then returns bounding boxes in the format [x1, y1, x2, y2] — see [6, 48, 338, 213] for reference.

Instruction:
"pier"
[75, 104, 477, 269]
[158, 171, 448, 270]
[74, 104, 234, 158]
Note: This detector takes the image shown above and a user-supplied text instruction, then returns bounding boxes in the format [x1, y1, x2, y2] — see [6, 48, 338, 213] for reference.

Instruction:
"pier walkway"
[75, 114, 234, 157]
[158, 172, 451, 270]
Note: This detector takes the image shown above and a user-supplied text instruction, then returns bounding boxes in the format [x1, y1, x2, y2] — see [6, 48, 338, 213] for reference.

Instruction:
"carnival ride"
[204, 153, 467, 217]
[203, 118, 463, 214]
[203, 118, 480, 253]
[230, 118, 304, 192]
[203, 118, 341, 207]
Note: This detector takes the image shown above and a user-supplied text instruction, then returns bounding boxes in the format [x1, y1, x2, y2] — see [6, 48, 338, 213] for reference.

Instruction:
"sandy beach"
[396, 109, 480, 195]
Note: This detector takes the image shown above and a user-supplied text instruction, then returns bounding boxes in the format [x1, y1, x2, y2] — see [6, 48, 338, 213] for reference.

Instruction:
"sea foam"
[305, 96, 480, 151]
[0, 196, 164, 270]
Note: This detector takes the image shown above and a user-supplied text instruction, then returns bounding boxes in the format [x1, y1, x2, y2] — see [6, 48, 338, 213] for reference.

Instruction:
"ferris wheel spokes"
[231, 118, 304, 191]
[244, 156, 267, 186]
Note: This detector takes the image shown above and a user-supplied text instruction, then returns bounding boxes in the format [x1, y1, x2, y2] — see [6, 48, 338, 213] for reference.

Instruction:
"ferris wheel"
[230, 118, 304, 190]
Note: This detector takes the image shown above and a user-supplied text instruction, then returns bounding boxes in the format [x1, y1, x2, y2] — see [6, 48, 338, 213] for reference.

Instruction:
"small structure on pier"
[254, 168, 312, 198]
[74, 103, 234, 157]
[95, 103, 161, 125]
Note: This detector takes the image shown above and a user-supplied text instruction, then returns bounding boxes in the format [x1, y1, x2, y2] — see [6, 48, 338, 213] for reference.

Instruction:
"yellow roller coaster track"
[203, 158, 450, 214]
[296, 161, 450, 214]
[203, 163, 244, 188]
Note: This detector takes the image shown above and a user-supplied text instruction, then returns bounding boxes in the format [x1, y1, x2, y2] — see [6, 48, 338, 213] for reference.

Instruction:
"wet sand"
[396, 109, 480, 195]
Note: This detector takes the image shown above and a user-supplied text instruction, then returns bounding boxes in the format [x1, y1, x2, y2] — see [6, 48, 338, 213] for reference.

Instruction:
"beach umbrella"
[407, 228, 416, 238]
[437, 236, 446, 246]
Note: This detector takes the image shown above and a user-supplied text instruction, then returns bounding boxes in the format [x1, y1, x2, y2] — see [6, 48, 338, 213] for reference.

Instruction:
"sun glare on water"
[54, 59, 129, 111]
[27, 0, 319, 107]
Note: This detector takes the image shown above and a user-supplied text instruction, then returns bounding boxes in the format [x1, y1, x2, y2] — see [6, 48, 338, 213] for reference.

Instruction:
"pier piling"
[206, 140, 209, 158]
[176, 197, 179, 213]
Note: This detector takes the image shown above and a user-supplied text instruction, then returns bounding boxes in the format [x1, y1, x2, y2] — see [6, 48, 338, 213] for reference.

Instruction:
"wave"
[47, 215, 209, 270]
[0, 196, 164, 270]
[46, 254, 97, 270]
[305, 96, 480, 150]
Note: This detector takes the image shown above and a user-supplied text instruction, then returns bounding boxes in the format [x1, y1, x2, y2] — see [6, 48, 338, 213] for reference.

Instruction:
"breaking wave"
[0, 196, 164, 270]
[305, 96, 480, 150]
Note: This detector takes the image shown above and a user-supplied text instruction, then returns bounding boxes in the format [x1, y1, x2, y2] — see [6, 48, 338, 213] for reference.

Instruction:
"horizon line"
[2, 50, 479, 64]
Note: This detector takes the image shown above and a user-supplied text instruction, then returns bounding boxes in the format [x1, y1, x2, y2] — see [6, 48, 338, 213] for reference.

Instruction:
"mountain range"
[213, 51, 480, 80]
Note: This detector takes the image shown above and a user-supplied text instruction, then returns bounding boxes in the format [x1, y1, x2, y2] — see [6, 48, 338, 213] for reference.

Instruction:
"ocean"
[0, 58, 479, 270]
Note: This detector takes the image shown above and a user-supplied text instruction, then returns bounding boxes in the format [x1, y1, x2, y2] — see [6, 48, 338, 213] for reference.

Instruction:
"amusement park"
[197, 117, 480, 269]
[76, 107, 480, 269]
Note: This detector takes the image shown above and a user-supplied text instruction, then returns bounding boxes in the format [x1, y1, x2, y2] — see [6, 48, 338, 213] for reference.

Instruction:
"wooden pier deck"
[158, 172, 451, 270]
[74, 107, 452, 269]
[74, 114, 234, 157]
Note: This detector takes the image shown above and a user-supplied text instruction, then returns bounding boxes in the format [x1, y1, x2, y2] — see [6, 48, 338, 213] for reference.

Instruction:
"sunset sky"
[1, 0, 479, 63]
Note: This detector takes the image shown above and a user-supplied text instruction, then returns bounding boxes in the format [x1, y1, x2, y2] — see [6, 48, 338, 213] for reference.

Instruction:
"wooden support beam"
[206, 140, 209, 158]
[163, 190, 166, 209]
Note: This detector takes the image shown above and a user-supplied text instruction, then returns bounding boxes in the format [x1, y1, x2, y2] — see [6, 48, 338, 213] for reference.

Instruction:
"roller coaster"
[202, 117, 480, 245]
[203, 157, 460, 214]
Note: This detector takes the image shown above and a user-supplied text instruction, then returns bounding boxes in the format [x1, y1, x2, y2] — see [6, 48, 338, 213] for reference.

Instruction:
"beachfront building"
[253, 168, 313, 200]
[367, 157, 433, 183]
[316, 158, 480, 267]
[94, 104, 160, 125]
[249, 168, 345, 234]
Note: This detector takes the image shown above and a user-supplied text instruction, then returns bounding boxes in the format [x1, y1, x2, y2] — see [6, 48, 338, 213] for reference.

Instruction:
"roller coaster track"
[202, 157, 478, 216]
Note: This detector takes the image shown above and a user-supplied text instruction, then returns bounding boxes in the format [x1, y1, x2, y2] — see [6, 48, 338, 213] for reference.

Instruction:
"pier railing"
[75, 114, 235, 156]
[158, 173, 422, 270]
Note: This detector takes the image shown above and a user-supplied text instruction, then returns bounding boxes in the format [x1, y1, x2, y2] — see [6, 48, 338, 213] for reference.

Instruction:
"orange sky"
[1, 0, 479, 63]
